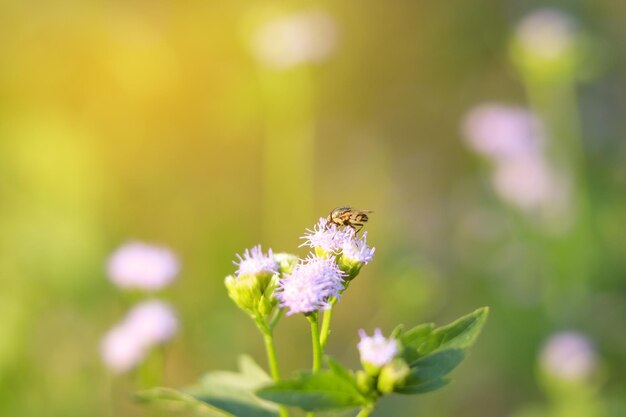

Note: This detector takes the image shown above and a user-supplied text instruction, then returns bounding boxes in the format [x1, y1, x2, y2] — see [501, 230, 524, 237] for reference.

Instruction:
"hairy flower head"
[301, 218, 353, 254]
[358, 328, 399, 368]
[234, 245, 279, 277]
[275, 255, 346, 315]
[341, 231, 376, 265]
[540, 331, 597, 381]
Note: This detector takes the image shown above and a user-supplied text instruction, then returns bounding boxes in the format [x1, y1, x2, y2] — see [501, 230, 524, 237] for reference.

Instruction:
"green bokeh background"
[1, 1, 625, 416]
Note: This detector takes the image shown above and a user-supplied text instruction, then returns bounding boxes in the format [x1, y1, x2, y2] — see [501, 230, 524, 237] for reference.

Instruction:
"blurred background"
[1, 0, 625, 416]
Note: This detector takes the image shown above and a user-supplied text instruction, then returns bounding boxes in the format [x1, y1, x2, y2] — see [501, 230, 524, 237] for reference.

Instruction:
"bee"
[326, 206, 372, 233]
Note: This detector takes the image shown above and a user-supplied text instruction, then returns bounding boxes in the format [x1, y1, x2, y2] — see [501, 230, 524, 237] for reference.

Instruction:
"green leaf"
[419, 307, 489, 355]
[138, 355, 279, 417]
[401, 323, 434, 348]
[136, 387, 234, 416]
[408, 349, 465, 383]
[395, 378, 451, 394]
[256, 370, 368, 412]
[325, 356, 357, 385]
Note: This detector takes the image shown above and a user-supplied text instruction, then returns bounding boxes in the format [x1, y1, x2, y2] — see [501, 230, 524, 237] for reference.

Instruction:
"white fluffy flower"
[540, 331, 597, 381]
[357, 328, 398, 367]
[341, 231, 375, 265]
[234, 245, 279, 277]
[275, 255, 345, 315]
[301, 218, 353, 253]
[107, 242, 179, 291]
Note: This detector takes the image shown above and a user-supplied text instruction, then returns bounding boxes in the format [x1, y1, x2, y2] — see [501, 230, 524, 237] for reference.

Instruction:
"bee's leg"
[353, 223, 364, 234]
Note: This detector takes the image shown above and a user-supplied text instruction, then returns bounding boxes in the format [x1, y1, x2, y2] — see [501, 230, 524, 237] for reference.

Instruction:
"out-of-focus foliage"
[1, 0, 625, 416]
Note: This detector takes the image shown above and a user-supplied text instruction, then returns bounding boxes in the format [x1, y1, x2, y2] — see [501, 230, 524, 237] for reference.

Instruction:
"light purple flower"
[125, 300, 178, 346]
[516, 9, 577, 60]
[540, 331, 597, 381]
[357, 328, 398, 367]
[107, 241, 179, 291]
[301, 218, 353, 253]
[100, 300, 178, 374]
[461, 104, 543, 162]
[275, 255, 346, 315]
[100, 323, 146, 374]
[234, 245, 279, 277]
[341, 231, 375, 264]
[251, 9, 338, 69]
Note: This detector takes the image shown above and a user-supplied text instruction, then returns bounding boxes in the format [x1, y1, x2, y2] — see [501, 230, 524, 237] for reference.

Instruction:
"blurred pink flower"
[107, 241, 179, 291]
[461, 104, 543, 162]
[251, 9, 338, 69]
[540, 331, 597, 381]
[491, 155, 561, 212]
[124, 300, 178, 346]
[100, 323, 146, 374]
[100, 300, 178, 374]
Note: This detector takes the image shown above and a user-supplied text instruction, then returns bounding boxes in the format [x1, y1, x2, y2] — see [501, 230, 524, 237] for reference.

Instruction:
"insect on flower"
[326, 206, 372, 233]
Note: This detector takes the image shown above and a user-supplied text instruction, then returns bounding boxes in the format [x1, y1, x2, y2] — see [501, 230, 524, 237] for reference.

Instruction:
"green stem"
[269, 308, 284, 332]
[308, 313, 322, 372]
[319, 297, 337, 349]
[306, 313, 323, 417]
[262, 330, 290, 417]
[356, 404, 375, 417]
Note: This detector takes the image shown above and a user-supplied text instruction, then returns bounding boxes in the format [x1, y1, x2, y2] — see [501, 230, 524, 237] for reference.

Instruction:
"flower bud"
[377, 358, 410, 394]
[225, 273, 277, 319]
[356, 370, 377, 396]
[338, 232, 375, 281]
[274, 253, 299, 275]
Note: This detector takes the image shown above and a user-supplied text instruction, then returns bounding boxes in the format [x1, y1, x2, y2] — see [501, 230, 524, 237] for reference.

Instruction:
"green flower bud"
[225, 272, 277, 319]
[273, 253, 299, 275]
[356, 370, 377, 396]
[377, 358, 410, 394]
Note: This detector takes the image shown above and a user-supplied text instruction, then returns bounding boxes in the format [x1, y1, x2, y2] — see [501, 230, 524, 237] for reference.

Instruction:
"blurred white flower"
[357, 328, 398, 368]
[540, 331, 597, 381]
[251, 9, 338, 69]
[100, 300, 178, 373]
[107, 241, 179, 291]
[515, 9, 577, 61]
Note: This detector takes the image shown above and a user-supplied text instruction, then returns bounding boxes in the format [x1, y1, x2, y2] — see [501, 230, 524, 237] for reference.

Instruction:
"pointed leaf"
[326, 357, 357, 386]
[419, 307, 489, 355]
[407, 349, 465, 383]
[256, 370, 367, 412]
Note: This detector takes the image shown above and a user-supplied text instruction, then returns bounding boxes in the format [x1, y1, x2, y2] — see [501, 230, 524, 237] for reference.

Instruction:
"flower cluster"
[275, 255, 346, 315]
[101, 300, 178, 373]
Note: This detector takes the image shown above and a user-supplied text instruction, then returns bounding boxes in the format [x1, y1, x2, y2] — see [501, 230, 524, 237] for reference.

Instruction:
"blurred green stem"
[356, 404, 375, 417]
[319, 297, 337, 349]
[136, 346, 164, 389]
